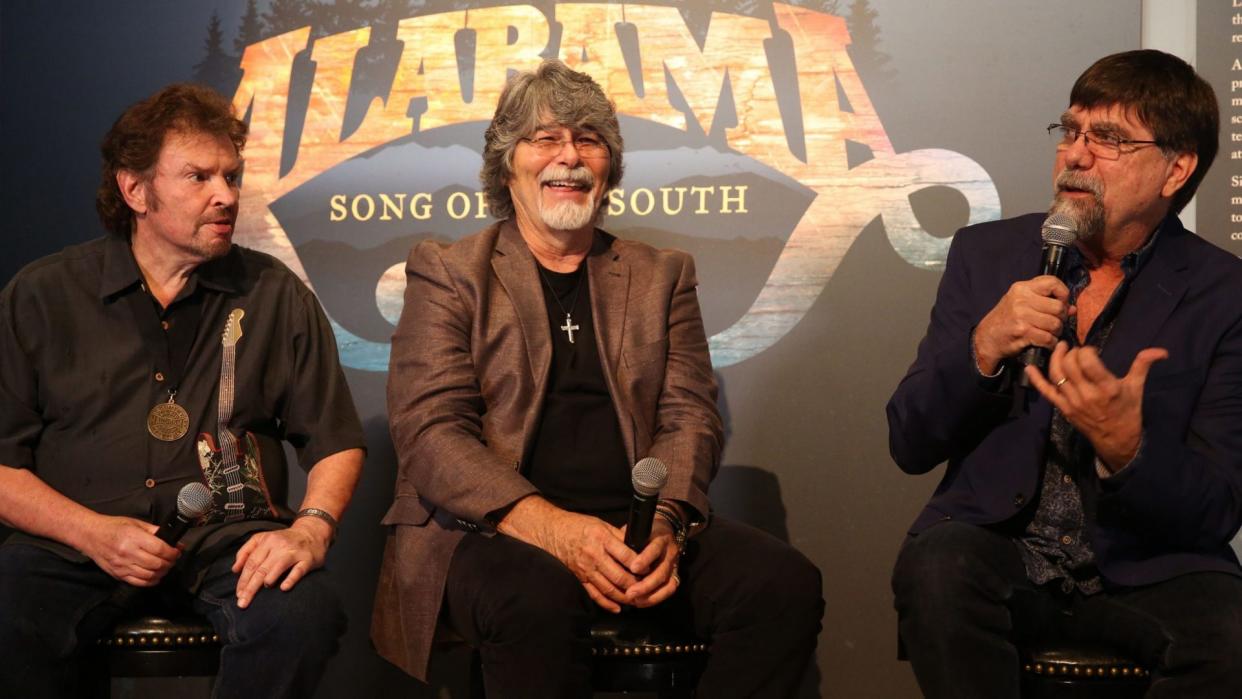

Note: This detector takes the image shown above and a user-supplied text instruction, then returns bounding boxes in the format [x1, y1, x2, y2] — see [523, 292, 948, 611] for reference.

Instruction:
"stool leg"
[77, 648, 111, 699]
[469, 649, 486, 699]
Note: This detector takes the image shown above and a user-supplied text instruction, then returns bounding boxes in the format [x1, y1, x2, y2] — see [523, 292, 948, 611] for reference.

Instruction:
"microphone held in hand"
[624, 457, 669, 552]
[1020, 212, 1079, 386]
[108, 482, 213, 606]
[155, 481, 214, 544]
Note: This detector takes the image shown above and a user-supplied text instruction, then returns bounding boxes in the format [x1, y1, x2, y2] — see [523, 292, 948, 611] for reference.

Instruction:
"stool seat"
[1020, 641, 1149, 699]
[96, 613, 221, 678]
[438, 608, 709, 697]
[588, 610, 708, 694]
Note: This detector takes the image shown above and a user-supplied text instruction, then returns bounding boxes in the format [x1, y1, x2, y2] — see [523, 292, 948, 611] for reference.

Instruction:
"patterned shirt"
[1015, 231, 1158, 594]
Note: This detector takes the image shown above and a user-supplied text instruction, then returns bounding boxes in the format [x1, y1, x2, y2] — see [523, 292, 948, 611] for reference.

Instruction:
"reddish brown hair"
[96, 83, 247, 235]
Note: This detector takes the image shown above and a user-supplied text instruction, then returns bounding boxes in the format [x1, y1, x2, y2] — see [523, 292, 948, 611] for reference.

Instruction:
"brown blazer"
[371, 221, 723, 680]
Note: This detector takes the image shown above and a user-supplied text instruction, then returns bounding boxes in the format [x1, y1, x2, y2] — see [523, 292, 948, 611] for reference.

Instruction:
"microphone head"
[631, 457, 669, 497]
[1041, 212, 1078, 247]
[176, 482, 214, 520]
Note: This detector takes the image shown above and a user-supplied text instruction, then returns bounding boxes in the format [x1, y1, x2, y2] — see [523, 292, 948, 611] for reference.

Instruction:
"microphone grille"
[176, 482, 214, 520]
[631, 457, 669, 497]
[1041, 212, 1078, 247]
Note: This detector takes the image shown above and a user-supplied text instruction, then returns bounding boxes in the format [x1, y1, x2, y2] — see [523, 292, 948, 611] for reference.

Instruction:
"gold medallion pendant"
[147, 400, 190, 441]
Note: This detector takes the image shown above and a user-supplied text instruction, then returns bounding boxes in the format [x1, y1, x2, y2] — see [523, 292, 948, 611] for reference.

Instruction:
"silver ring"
[1055, 377, 1069, 387]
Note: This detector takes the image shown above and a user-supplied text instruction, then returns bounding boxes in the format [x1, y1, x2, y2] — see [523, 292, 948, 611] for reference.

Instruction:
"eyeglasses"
[521, 134, 610, 159]
[1046, 124, 1161, 160]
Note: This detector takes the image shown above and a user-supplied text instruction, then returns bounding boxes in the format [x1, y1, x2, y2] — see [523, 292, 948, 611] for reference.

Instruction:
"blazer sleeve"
[645, 252, 722, 522]
[1097, 310, 1242, 553]
[886, 227, 1019, 474]
[385, 240, 537, 524]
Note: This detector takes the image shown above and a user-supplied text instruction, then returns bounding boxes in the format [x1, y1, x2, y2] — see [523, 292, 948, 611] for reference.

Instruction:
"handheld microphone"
[624, 457, 668, 552]
[156, 482, 214, 544]
[108, 482, 213, 606]
[1019, 212, 1079, 386]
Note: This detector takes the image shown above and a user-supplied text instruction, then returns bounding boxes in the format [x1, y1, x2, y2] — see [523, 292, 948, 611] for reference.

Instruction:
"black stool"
[1020, 641, 1150, 699]
[82, 604, 220, 698]
[588, 610, 708, 696]
[444, 609, 709, 697]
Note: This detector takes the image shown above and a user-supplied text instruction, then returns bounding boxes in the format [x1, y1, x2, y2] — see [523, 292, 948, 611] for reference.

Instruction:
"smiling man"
[887, 50, 1242, 697]
[373, 59, 822, 697]
[0, 84, 365, 698]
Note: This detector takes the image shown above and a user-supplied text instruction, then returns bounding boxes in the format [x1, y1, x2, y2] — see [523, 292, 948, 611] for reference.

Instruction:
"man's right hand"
[973, 276, 1073, 375]
[79, 515, 180, 587]
[497, 495, 639, 613]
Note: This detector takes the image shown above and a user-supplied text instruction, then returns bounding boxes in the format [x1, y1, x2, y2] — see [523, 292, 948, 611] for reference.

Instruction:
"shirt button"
[144, 478, 156, 489]
[1063, 474, 1073, 484]
[155, 371, 165, 382]
[161, 320, 170, 331]
[1060, 535, 1073, 545]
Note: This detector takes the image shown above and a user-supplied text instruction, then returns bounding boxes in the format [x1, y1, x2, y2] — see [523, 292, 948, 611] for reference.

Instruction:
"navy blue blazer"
[887, 213, 1242, 586]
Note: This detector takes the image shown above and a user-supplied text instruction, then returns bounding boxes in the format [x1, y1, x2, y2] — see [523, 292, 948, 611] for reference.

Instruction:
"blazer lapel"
[588, 233, 634, 459]
[588, 234, 629, 378]
[492, 222, 553, 397]
[1099, 222, 1190, 376]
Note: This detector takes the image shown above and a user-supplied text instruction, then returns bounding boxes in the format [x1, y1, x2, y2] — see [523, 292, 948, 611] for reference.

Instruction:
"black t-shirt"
[523, 260, 631, 522]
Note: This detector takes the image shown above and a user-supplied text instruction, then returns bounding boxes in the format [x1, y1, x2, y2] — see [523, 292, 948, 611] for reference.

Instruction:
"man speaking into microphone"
[887, 50, 1242, 698]
[373, 59, 822, 698]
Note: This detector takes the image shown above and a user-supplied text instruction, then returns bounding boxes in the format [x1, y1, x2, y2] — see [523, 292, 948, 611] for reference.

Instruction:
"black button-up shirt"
[0, 234, 364, 560]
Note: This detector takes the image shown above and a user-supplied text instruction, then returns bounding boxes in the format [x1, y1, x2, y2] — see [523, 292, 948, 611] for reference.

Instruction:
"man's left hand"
[1026, 341, 1168, 470]
[231, 518, 332, 608]
[622, 519, 681, 608]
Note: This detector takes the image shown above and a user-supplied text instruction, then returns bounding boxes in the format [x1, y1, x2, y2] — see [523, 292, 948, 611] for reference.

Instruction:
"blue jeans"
[0, 539, 345, 699]
[892, 521, 1242, 699]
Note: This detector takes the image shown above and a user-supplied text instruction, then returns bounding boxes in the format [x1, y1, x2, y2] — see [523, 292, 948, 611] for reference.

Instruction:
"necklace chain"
[536, 263, 585, 344]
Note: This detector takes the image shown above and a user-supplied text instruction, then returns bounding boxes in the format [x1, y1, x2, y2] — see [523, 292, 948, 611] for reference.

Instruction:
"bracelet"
[655, 505, 687, 553]
[296, 507, 339, 541]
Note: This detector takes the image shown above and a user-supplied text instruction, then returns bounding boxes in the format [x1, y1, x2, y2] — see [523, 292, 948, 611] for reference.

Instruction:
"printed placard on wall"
[220, 1, 1000, 373]
[1198, 1, 1242, 253]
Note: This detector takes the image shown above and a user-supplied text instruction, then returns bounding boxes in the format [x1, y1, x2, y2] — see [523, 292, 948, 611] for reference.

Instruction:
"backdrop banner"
[1, 1, 1140, 696]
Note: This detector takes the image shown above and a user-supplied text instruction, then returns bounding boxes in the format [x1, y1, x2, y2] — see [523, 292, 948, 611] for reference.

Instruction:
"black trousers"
[892, 521, 1242, 699]
[0, 540, 346, 699]
[444, 515, 824, 699]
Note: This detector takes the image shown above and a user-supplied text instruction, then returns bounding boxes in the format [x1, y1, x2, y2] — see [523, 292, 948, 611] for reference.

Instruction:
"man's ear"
[116, 169, 148, 215]
[1161, 151, 1198, 200]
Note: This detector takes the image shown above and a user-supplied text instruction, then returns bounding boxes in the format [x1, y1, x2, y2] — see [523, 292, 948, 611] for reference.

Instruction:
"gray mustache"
[1055, 170, 1103, 199]
[539, 165, 595, 188]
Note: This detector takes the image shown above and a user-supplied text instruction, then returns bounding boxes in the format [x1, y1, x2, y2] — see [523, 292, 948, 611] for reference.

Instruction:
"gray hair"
[480, 59, 624, 220]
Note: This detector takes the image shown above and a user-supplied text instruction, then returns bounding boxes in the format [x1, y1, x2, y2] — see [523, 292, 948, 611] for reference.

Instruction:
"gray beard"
[540, 198, 597, 231]
[1049, 194, 1104, 242]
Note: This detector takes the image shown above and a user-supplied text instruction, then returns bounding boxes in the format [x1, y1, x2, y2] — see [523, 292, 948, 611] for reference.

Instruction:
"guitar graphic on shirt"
[195, 430, 277, 523]
[195, 307, 275, 522]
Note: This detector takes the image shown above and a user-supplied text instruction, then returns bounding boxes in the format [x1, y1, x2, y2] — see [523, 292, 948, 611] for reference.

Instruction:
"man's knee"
[758, 545, 824, 624]
[891, 521, 1024, 624]
[218, 572, 345, 651]
[0, 544, 107, 659]
[485, 558, 591, 639]
[694, 520, 824, 630]
[448, 534, 593, 645]
[1165, 581, 1242, 684]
